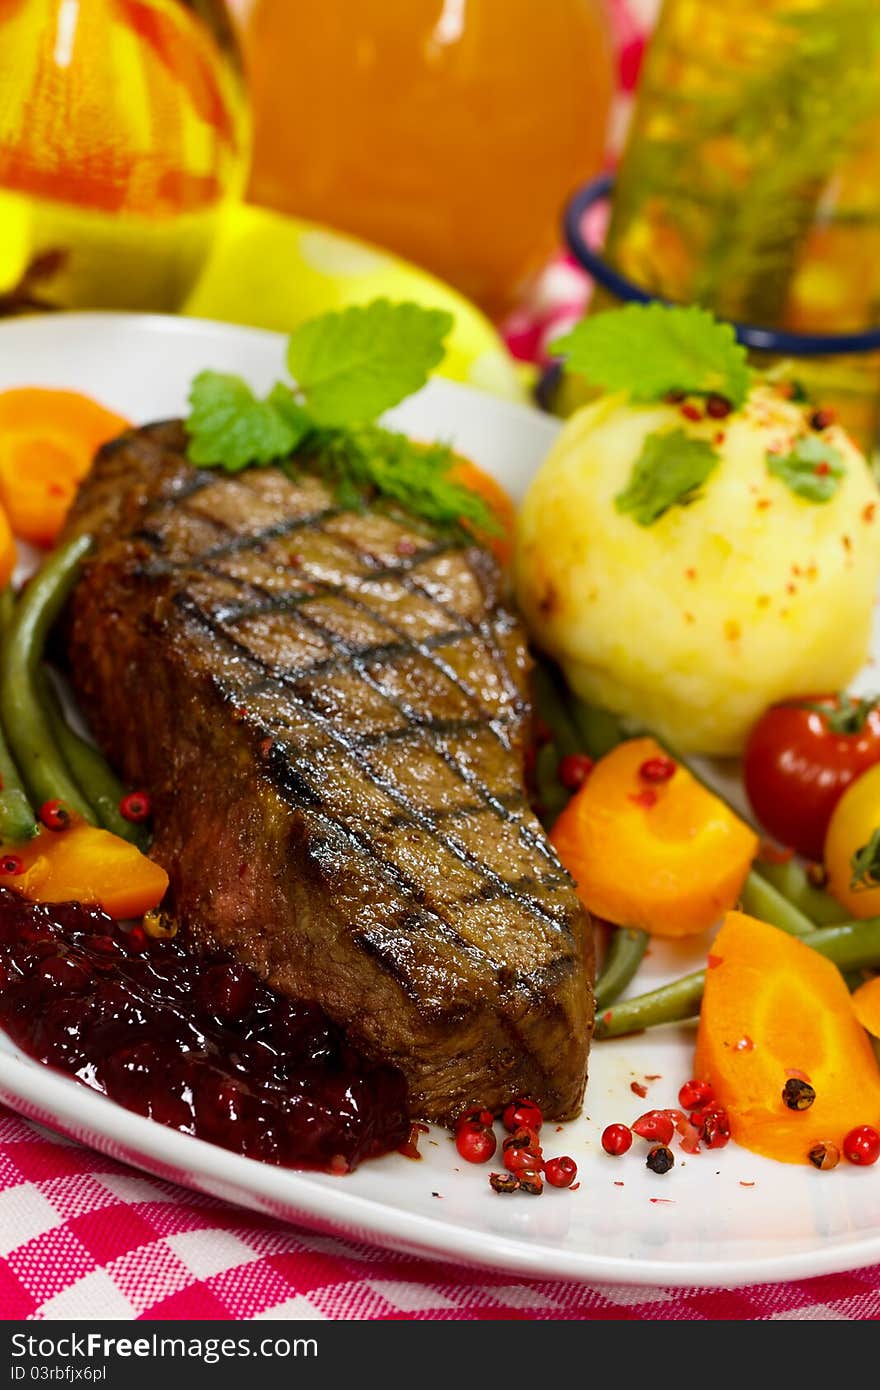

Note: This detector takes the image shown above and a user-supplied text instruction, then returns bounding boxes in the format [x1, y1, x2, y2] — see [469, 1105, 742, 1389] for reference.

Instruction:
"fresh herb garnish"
[766, 435, 846, 503]
[285, 299, 453, 426]
[551, 303, 750, 409]
[850, 827, 880, 892]
[185, 300, 498, 542]
[187, 375, 310, 472]
[615, 429, 720, 526]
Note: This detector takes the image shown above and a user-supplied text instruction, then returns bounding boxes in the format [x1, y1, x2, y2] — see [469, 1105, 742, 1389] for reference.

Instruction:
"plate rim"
[4, 1045, 880, 1289]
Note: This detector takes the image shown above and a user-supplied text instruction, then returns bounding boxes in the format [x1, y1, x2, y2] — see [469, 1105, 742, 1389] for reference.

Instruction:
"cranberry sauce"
[0, 890, 409, 1172]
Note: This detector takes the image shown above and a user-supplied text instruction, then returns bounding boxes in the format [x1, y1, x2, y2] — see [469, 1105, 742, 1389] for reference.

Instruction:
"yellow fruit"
[184, 203, 526, 403]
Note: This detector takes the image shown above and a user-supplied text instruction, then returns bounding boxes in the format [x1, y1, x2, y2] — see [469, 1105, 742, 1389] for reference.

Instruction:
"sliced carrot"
[695, 911, 880, 1164]
[550, 737, 758, 937]
[450, 457, 516, 566]
[11, 817, 168, 920]
[0, 503, 15, 589]
[852, 975, 880, 1039]
[0, 388, 130, 546]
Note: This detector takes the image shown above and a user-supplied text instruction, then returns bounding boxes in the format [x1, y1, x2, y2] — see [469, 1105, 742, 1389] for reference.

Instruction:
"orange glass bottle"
[241, 0, 613, 316]
[0, 0, 247, 312]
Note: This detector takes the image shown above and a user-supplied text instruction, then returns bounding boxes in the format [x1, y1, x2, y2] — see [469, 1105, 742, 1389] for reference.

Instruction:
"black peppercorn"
[646, 1144, 675, 1175]
[783, 1078, 816, 1111]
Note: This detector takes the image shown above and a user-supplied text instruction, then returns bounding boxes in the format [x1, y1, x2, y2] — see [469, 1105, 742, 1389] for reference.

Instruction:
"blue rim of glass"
[564, 174, 880, 357]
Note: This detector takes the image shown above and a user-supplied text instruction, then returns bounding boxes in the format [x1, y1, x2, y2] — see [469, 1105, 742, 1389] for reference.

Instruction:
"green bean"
[752, 856, 849, 925]
[568, 695, 626, 760]
[0, 717, 36, 845]
[0, 583, 37, 844]
[532, 661, 581, 758]
[594, 927, 650, 1011]
[37, 667, 147, 847]
[595, 917, 880, 1039]
[595, 969, 704, 1038]
[0, 586, 15, 640]
[739, 869, 816, 938]
[0, 535, 94, 820]
[534, 739, 569, 829]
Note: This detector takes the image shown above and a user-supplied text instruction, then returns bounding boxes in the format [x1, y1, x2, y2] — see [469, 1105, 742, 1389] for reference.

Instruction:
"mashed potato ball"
[516, 384, 880, 756]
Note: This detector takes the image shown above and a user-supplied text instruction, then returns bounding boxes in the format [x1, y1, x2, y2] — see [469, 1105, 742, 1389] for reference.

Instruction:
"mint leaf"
[187, 372, 309, 471]
[766, 434, 846, 502]
[286, 299, 453, 426]
[551, 303, 750, 409]
[615, 429, 720, 526]
[183, 301, 499, 549]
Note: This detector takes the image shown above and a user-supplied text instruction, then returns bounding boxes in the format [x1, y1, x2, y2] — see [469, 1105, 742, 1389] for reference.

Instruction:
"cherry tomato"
[824, 762, 880, 919]
[743, 694, 880, 861]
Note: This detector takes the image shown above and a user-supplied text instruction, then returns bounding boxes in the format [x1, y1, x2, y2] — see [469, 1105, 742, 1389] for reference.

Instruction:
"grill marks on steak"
[64, 422, 594, 1122]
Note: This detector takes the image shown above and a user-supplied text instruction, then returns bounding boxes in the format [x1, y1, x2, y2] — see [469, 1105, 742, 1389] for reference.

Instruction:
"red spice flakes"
[288, 552, 303, 569]
[684, 566, 698, 581]
[707, 953, 723, 969]
[396, 537, 417, 557]
[680, 402, 702, 422]
[602, 1010, 613, 1025]
[863, 503, 876, 523]
[786, 582, 798, 596]
[630, 1081, 648, 1099]
[649, 1197, 674, 1204]
[724, 619, 741, 642]
[613, 1181, 625, 1187]
[810, 407, 836, 431]
[814, 461, 831, 478]
[713, 431, 726, 446]
[645, 1074, 662, 1082]
[785, 1067, 812, 1083]
[398, 1122, 430, 1160]
[756, 498, 771, 511]
[558, 752, 593, 791]
[231, 706, 249, 722]
[739, 1181, 756, 1188]
[639, 756, 676, 783]
[706, 394, 732, 419]
[119, 791, 151, 824]
[628, 789, 658, 809]
[259, 737, 275, 759]
[47, 482, 66, 498]
[734, 1035, 755, 1052]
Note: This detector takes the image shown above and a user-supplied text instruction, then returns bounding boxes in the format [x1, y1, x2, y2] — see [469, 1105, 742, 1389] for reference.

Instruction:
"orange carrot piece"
[852, 975, 880, 1039]
[450, 457, 516, 566]
[0, 388, 130, 546]
[550, 737, 758, 937]
[11, 818, 168, 920]
[695, 911, 880, 1164]
[0, 504, 15, 589]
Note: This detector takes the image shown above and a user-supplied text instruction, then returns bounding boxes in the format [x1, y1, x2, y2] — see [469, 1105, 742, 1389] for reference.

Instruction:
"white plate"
[1, 312, 879, 1290]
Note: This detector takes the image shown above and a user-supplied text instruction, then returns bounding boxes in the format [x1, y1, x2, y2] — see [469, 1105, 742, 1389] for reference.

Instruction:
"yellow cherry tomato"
[824, 761, 880, 918]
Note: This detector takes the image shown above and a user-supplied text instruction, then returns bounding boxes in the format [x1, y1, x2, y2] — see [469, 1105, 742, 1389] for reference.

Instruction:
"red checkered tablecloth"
[2, 1108, 879, 1320]
[3, 0, 879, 1323]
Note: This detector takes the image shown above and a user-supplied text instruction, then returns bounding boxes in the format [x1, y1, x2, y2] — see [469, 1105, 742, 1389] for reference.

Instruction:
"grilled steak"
[63, 422, 595, 1123]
